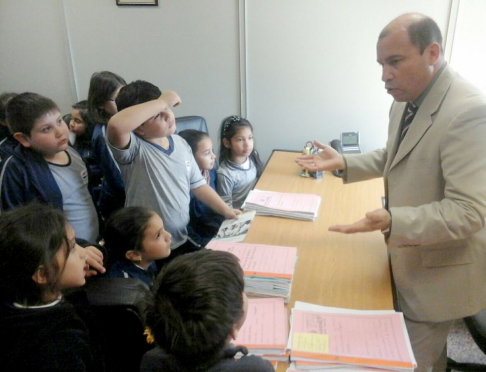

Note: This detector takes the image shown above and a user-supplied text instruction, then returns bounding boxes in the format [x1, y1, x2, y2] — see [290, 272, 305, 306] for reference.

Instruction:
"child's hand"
[159, 91, 181, 108]
[83, 246, 106, 277]
[224, 208, 242, 220]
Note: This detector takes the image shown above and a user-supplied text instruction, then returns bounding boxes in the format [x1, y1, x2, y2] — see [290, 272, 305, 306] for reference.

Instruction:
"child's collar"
[135, 133, 175, 155]
[13, 294, 63, 309]
[132, 262, 149, 271]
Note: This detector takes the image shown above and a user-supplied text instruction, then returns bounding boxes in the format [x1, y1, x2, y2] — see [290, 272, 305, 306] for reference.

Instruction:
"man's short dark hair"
[116, 80, 162, 112]
[379, 14, 443, 55]
[144, 250, 245, 368]
[408, 16, 443, 54]
[6, 92, 59, 135]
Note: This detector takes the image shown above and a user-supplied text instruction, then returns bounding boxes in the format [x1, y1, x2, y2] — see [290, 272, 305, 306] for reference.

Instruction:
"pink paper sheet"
[206, 241, 297, 279]
[234, 298, 288, 349]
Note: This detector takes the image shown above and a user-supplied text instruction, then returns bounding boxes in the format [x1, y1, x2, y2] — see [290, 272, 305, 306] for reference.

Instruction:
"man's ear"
[222, 138, 231, 149]
[427, 42, 441, 66]
[13, 132, 32, 148]
[125, 250, 142, 262]
[32, 266, 49, 284]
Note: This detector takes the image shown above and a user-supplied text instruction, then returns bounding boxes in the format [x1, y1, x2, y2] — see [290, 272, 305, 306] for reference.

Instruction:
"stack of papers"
[241, 189, 321, 221]
[206, 241, 297, 302]
[234, 298, 289, 365]
[288, 302, 416, 372]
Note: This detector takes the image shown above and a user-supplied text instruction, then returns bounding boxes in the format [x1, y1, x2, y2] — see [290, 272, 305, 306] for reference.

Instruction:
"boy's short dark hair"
[6, 92, 59, 135]
[145, 250, 245, 368]
[116, 80, 162, 112]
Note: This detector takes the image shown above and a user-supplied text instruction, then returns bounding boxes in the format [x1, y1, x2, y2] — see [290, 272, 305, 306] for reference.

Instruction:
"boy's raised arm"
[107, 91, 181, 149]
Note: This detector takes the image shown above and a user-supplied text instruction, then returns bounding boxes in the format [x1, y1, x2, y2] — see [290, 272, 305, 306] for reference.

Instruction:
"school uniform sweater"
[91, 123, 126, 218]
[0, 144, 63, 211]
[140, 345, 275, 372]
[187, 168, 224, 246]
[0, 299, 99, 372]
[0, 125, 17, 162]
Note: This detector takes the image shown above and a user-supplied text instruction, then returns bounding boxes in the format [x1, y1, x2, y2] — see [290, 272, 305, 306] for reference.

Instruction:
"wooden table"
[243, 151, 393, 371]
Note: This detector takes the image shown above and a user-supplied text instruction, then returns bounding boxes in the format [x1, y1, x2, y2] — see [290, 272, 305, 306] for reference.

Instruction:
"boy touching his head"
[107, 81, 239, 260]
[141, 250, 274, 371]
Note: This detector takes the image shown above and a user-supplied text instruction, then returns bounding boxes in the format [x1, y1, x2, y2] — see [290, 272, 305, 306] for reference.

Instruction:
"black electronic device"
[340, 131, 361, 154]
[329, 139, 344, 178]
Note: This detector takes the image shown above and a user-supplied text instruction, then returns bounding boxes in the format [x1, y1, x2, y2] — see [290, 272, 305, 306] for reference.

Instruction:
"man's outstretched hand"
[295, 140, 345, 172]
[329, 208, 390, 234]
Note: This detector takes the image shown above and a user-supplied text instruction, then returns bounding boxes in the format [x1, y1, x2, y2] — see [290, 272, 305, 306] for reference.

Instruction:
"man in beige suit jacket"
[297, 13, 486, 372]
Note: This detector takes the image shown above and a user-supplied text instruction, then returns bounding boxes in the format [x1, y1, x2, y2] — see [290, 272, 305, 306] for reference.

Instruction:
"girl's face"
[141, 213, 172, 262]
[225, 126, 254, 163]
[69, 109, 87, 136]
[102, 84, 123, 116]
[195, 137, 216, 171]
[55, 224, 88, 290]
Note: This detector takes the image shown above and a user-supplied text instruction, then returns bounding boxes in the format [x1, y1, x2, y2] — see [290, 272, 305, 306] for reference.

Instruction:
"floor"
[448, 319, 486, 368]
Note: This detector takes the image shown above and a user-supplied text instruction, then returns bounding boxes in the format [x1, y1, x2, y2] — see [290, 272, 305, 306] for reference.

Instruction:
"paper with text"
[245, 189, 320, 213]
[206, 241, 297, 279]
[291, 310, 414, 364]
[234, 298, 288, 349]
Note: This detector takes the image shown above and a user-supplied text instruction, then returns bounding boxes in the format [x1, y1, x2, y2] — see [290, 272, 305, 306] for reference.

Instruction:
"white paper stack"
[206, 241, 297, 302]
[241, 189, 321, 221]
[287, 302, 417, 372]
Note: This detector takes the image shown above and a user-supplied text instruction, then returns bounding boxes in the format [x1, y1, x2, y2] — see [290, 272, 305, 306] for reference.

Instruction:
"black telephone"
[330, 139, 343, 154]
[329, 139, 344, 178]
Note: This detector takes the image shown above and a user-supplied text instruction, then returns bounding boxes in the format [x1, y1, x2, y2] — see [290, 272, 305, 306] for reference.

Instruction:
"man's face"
[377, 29, 435, 102]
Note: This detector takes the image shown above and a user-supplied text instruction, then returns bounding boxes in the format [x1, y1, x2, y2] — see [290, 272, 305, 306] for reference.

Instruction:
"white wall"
[0, 0, 77, 113]
[245, 0, 452, 160]
[448, 0, 486, 94]
[63, 0, 241, 144]
[0, 0, 241, 150]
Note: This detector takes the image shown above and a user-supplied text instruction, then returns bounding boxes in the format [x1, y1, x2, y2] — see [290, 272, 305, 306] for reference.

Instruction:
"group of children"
[0, 72, 271, 371]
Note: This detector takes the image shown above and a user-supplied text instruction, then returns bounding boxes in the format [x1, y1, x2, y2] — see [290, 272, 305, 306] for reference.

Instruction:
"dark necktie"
[399, 102, 418, 144]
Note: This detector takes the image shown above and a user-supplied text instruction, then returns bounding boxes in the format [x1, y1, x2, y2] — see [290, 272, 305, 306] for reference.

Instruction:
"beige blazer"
[345, 64, 486, 322]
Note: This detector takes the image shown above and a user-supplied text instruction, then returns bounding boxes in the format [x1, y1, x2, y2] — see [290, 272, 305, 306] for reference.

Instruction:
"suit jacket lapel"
[388, 65, 456, 172]
[387, 102, 405, 167]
